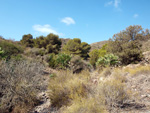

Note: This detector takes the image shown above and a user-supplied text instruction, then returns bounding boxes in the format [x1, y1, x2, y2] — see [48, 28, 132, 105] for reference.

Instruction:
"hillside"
[1, 25, 150, 113]
[90, 40, 108, 51]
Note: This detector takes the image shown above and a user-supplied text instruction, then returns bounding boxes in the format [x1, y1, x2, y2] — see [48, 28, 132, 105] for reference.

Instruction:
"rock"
[31, 91, 51, 113]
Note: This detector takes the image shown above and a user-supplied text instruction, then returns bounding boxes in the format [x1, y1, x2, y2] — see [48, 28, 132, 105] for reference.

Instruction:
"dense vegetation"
[0, 25, 150, 112]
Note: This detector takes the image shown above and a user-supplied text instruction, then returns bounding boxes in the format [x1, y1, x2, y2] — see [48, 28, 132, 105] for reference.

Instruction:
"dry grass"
[48, 67, 134, 113]
[48, 70, 90, 109]
[62, 96, 107, 113]
[124, 65, 150, 76]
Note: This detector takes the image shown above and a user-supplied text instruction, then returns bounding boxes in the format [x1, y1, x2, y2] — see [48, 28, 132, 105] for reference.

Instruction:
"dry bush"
[69, 55, 93, 73]
[48, 66, 135, 112]
[96, 68, 132, 112]
[0, 60, 44, 113]
[24, 47, 46, 57]
[48, 70, 90, 109]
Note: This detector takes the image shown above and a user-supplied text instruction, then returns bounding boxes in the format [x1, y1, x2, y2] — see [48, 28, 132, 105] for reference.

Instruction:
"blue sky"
[0, 0, 150, 44]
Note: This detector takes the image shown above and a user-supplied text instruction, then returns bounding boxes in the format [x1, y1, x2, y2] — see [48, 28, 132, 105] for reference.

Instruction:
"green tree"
[33, 36, 45, 48]
[33, 33, 62, 54]
[80, 42, 91, 59]
[21, 34, 34, 47]
[45, 34, 62, 54]
[62, 38, 91, 59]
[107, 25, 143, 65]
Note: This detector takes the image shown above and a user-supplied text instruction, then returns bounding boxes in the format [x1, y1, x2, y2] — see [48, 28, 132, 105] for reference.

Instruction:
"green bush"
[10, 54, 25, 61]
[96, 54, 119, 67]
[0, 47, 4, 59]
[48, 53, 57, 68]
[56, 53, 71, 69]
[89, 44, 107, 67]
[0, 41, 23, 60]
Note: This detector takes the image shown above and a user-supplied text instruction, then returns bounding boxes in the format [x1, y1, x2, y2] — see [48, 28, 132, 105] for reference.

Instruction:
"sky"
[0, 0, 150, 44]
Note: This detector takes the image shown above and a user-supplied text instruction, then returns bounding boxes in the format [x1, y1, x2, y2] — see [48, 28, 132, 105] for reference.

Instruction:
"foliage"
[89, 44, 107, 67]
[33, 33, 62, 54]
[25, 47, 46, 57]
[62, 38, 91, 59]
[56, 53, 71, 69]
[0, 40, 23, 60]
[89, 49, 99, 67]
[0, 47, 4, 58]
[0, 60, 44, 113]
[69, 55, 92, 73]
[48, 53, 57, 68]
[107, 25, 143, 65]
[33, 36, 45, 48]
[48, 70, 89, 109]
[80, 42, 91, 58]
[97, 53, 119, 66]
[21, 34, 34, 47]
[10, 54, 25, 61]
[96, 54, 119, 67]
[46, 53, 71, 69]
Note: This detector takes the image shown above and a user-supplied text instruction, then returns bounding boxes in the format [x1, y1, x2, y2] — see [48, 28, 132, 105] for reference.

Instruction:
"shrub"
[107, 25, 143, 65]
[48, 53, 57, 68]
[97, 69, 132, 112]
[21, 34, 34, 47]
[89, 44, 107, 67]
[96, 54, 119, 67]
[48, 70, 89, 109]
[63, 97, 107, 113]
[69, 55, 92, 73]
[33, 33, 62, 54]
[0, 47, 4, 55]
[0, 40, 23, 60]
[25, 47, 46, 57]
[10, 54, 25, 61]
[89, 49, 99, 67]
[62, 38, 91, 59]
[0, 47, 4, 59]
[0, 60, 44, 113]
[56, 53, 71, 69]
[98, 79, 129, 111]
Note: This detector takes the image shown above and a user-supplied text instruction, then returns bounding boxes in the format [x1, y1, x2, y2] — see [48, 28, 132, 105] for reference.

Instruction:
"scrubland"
[0, 25, 150, 113]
